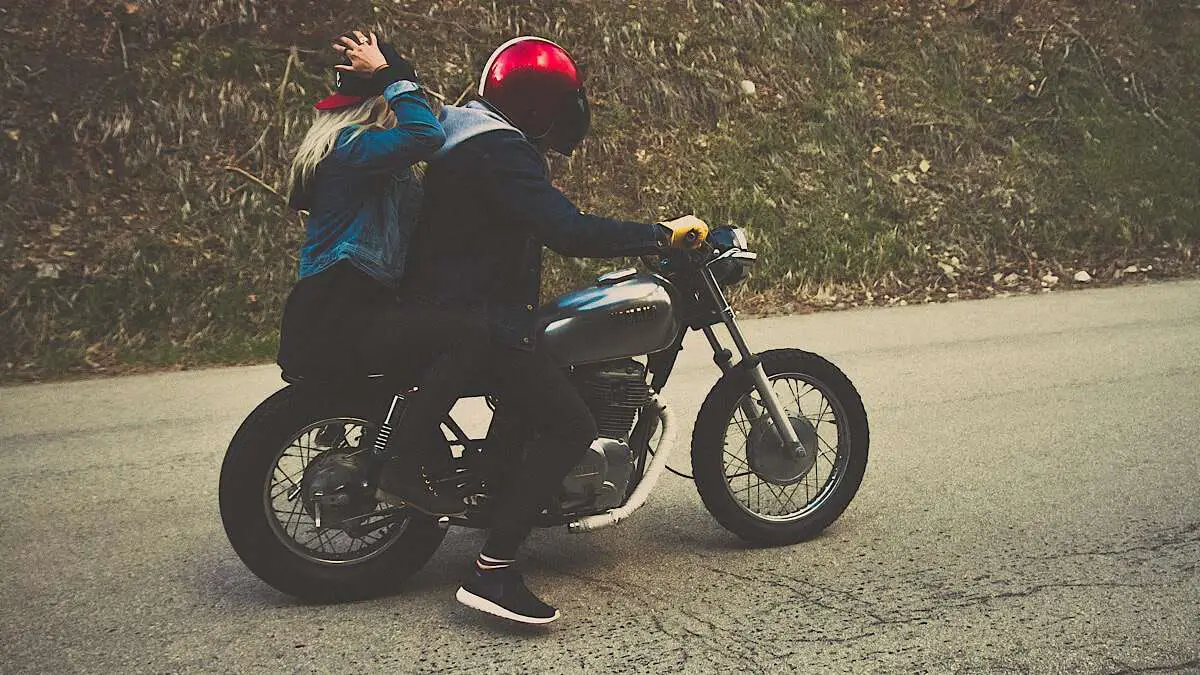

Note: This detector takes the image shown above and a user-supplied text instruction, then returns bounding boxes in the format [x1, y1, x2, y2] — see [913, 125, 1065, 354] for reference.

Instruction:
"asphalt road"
[2, 281, 1198, 674]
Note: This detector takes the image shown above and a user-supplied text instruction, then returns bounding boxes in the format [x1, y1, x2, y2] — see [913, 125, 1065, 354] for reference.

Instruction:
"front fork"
[698, 268, 803, 453]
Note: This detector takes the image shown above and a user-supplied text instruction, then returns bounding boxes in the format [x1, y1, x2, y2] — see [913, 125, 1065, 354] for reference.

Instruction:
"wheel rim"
[263, 417, 410, 566]
[721, 373, 851, 523]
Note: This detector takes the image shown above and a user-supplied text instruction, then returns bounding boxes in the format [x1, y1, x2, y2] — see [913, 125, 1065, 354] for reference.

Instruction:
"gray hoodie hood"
[431, 100, 522, 161]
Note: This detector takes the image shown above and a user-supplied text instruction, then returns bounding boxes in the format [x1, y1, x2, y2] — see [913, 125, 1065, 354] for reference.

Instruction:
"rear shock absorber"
[371, 395, 405, 455]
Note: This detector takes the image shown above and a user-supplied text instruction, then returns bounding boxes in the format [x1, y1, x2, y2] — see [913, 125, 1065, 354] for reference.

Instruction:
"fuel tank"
[538, 270, 681, 366]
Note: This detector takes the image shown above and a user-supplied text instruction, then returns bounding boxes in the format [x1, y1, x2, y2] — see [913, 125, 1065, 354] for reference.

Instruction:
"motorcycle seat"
[280, 369, 493, 399]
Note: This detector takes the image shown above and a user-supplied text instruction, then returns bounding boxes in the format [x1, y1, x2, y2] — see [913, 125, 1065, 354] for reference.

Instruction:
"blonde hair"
[287, 96, 397, 203]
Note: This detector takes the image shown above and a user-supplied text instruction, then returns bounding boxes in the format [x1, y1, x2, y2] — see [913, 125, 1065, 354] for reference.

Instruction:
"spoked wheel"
[220, 386, 447, 602]
[692, 349, 869, 545]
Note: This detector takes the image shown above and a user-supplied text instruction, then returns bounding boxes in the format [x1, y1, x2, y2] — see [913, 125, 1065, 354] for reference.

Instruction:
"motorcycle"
[219, 227, 869, 601]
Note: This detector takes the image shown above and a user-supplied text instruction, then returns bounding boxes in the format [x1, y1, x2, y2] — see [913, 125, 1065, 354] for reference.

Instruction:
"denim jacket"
[296, 81, 446, 288]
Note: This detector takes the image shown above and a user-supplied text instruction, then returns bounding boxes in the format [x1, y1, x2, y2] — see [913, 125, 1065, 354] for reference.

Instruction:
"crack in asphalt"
[1107, 658, 1200, 674]
[644, 545, 1181, 660]
[696, 563, 845, 614]
[696, 559, 892, 627]
[674, 607, 800, 659]
[695, 562, 1161, 632]
[529, 553, 840, 661]
[866, 580, 1158, 627]
[952, 580, 1154, 604]
[1030, 527, 1200, 562]
[523, 553, 702, 668]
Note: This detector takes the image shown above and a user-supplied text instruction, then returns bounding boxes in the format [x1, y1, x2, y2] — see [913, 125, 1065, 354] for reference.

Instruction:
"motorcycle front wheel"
[219, 385, 446, 602]
[692, 349, 869, 545]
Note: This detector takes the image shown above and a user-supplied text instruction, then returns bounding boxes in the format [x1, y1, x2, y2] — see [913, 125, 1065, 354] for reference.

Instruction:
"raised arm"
[331, 82, 445, 171]
[329, 31, 445, 171]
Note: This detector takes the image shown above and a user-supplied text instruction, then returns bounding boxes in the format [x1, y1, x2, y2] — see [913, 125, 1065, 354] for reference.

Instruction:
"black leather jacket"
[401, 130, 663, 350]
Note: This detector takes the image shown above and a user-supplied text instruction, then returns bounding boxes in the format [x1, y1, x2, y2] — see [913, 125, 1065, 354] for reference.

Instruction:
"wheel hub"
[746, 415, 819, 486]
[301, 451, 377, 531]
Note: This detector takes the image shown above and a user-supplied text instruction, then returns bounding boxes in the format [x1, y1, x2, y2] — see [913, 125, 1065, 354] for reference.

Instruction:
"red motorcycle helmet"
[478, 37, 591, 156]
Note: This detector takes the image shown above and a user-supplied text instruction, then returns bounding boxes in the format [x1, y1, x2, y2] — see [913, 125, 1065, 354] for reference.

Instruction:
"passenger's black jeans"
[354, 294, 487, 470]
[279, 262, 486, 465]
[479, 345, 597, 560]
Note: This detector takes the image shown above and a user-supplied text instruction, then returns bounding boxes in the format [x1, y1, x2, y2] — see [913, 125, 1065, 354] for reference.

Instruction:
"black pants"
[480, 346, 597, 560]
[355, 299, 486, 464]
[279, 262, 486, 463]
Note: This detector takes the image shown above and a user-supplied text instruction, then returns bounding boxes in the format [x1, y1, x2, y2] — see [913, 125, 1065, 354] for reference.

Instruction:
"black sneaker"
[375, 458, 466, 516]
[456, 567, 561, 624]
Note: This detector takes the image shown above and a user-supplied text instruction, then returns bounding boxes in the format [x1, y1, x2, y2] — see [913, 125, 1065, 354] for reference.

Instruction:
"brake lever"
[708, 247, 758, 265]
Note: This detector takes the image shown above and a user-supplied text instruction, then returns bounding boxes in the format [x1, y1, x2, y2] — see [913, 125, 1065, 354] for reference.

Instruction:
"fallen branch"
[117, 25, 129, 71]
[234, 45, 299, 164]
[1130, 73, 1169, 129]
[249, 44, 318, 55]
[222, 165, 286, 204]
[1058, 21, 1114, 100]
[452, 82, 475, 106]
[387, 9, 485, 39]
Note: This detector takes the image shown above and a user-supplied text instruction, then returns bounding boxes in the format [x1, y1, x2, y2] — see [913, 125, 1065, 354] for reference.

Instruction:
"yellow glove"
[658, 214, 710, 250]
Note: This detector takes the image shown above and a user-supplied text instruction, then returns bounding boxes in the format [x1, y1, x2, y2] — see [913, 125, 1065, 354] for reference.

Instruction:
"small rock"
[36, 263, 62, 279]
[739, 80, 757, 96]
[1003, 273, 1021, 285]
[1073, 270, 1092, 283]
[1041, 273, 1059, 286]
[1123, 264, 1140, 274]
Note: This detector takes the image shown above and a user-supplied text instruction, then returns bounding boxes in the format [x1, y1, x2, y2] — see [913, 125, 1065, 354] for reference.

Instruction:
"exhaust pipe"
[569, 400, 676, 533]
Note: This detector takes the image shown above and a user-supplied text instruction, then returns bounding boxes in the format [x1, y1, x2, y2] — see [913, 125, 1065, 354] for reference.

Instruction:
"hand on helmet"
[657, 215, 710, 250]
[334, 31, 387, 75]
[332, 31, 418, 84]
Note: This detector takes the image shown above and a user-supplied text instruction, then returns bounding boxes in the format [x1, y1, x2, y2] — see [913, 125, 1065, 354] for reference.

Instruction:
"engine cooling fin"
[573, 359, 652, 440]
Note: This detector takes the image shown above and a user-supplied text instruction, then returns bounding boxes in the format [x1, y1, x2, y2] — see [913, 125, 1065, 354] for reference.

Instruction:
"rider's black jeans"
[480, 346, 597, 560]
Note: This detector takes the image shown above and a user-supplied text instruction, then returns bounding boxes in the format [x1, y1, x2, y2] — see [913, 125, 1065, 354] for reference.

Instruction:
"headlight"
[708, 226, 749, 253]
[730, 227, 749, 250]
[708, 226, 753, 286]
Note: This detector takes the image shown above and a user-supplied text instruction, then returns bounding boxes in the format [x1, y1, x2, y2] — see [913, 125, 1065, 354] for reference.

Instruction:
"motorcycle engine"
[574, 359, 652, 440]
[559, 359, 652, 512]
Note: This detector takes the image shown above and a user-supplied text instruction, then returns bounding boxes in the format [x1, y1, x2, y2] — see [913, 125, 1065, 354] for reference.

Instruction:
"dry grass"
[1, 0, 1197, 379]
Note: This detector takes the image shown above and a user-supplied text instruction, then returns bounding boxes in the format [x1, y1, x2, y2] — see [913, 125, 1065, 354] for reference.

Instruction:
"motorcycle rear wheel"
[692, 349, 869, 545]
[219, 385, 446, 602]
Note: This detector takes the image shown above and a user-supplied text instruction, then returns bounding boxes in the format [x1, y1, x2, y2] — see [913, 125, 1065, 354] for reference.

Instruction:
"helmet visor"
[549, 89, 591, 156]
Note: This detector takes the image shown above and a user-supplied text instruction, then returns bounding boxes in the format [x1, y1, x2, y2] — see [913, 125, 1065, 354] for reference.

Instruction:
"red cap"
[314, 92, 368, 111]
